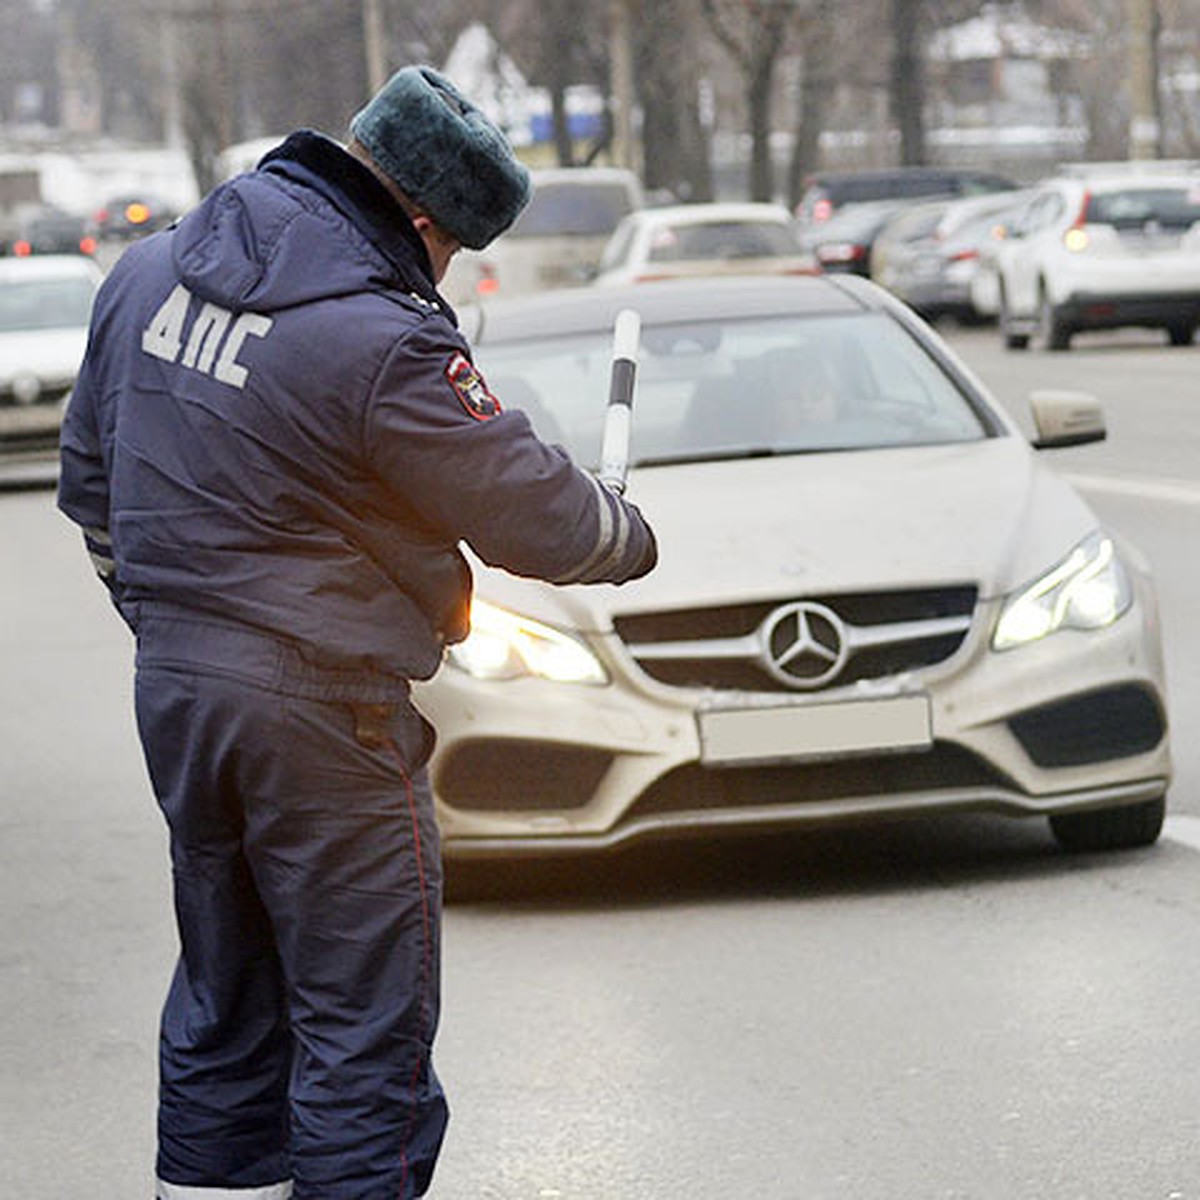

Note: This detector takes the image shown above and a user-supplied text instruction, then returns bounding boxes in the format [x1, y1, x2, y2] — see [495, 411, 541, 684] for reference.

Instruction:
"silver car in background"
[420, 276, 1169, 860]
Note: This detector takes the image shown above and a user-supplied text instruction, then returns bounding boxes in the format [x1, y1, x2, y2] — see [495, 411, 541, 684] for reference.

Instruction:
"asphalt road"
[3, 325, 1199, 1198]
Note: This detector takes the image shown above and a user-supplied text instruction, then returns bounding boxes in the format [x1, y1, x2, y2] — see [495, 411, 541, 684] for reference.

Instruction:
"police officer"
[58, 66, 656, 1200]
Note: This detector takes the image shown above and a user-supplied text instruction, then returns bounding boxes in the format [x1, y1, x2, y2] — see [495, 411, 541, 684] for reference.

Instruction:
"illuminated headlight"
[447, 598, 608, 684]
[993, 532, 1132, 651]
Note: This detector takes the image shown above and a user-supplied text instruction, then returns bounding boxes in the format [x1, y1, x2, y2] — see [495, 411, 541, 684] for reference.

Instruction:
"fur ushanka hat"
[351, 65, 532, 250]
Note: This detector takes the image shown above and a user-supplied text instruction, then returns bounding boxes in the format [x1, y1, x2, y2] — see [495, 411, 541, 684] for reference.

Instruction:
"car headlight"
[992, 531, 1132, 651]
[447, 598, 608, 684]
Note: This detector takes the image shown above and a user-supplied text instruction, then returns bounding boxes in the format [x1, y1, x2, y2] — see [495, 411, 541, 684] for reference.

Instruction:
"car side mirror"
[1028, 389, 1106, 448]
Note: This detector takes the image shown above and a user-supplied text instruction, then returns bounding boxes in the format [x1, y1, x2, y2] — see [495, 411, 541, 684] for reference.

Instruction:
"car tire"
[1035, 284, 1071, 351]
[1166, 321, 1195, 347]
[1049, 795, 1166, 852]
[999, 286, 1029, 351]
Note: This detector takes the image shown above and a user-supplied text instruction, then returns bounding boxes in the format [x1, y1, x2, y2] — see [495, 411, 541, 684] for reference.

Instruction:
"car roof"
[1048, 172, 1200, 192]
[470, 275, 877, 344]
[529, 166, 641, 187]
[0, 254, 103, 283]
[626, 202, 793, 228]
[807, 166, 1013, 187]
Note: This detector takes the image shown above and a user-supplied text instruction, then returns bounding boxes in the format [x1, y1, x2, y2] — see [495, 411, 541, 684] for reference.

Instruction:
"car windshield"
[508, 182, 635, 238]
[1084, 186, 1200, 230]
[0, 277, 96, 332]
[1084, 187, 1200, 231]
[477, 311, 990, 468]
[648, 220, 800, 261]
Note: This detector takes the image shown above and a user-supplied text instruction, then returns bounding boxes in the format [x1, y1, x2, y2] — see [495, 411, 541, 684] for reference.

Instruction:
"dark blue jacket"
[58, 132, 656, 681]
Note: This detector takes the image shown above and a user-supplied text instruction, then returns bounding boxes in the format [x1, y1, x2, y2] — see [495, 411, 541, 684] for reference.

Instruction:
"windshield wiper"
[633, 445, 825, 468]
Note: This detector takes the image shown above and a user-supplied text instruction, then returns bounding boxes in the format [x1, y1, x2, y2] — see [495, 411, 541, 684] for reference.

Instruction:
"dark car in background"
[799, 196, 929, 276]
[0, 204, 96, 258]
[93, 193, 177, 240]
[796, 166, 1018, 228]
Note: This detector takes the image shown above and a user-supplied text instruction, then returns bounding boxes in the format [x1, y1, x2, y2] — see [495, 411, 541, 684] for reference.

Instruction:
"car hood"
[475, 435, 1099, 632]
[0, 328, 88, 383]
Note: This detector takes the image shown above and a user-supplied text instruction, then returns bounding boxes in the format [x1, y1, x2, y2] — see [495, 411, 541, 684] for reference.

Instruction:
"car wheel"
[1166, 321, 1195, 347]
[1049, 795, 1165, 852]
[1035, 284, 1071, 351]
[999, 286, 1029, 351]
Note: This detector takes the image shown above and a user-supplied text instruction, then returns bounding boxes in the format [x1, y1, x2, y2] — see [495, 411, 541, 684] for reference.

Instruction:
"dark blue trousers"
[134, 611, 448, 1199]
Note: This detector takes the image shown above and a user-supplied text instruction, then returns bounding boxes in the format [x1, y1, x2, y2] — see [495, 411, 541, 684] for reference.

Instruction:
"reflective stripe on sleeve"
[155, 1180, 293, 1199]
[550, 474, 632, 584]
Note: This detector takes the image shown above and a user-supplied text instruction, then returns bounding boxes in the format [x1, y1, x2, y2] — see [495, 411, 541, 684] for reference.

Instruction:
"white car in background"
[994, 164, 1200, 350]
[0, 254, 103, 483]
[592, 202, 817, 286]
[441, 166, 643, 305]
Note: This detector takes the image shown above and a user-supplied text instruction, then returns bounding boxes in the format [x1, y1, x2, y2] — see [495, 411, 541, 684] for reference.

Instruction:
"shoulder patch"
[444, 351, 502, 421]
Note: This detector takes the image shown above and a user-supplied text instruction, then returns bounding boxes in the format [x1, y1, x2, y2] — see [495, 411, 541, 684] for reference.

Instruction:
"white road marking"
[1065, 473, 1200, 507]
[1163, 815, 1200, 853]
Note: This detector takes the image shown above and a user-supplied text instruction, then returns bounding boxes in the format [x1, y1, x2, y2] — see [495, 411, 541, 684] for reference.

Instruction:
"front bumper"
[416, 582, 1170, 859]
[1055, 291, 1200, 332]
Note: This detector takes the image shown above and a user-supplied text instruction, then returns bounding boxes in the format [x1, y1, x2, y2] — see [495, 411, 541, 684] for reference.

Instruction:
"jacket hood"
[170, 131, 454, 322]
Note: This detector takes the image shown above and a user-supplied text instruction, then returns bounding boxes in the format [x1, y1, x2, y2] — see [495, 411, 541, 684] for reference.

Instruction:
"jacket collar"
[259, 130, 456, 323]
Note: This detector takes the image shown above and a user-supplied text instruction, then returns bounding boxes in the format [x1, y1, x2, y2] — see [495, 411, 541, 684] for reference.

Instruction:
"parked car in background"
[993, 163, 1200, 350]
[0, 203, 96, 258]
[417, 275, 1169, 861]
[0, 254, 103, 482]
[592, 202, 817, 286]
[796, 166, 1017, 228]
[800, 196, 931, 276]
[870, 190, 1034, 323]
[442, 166, 643, 304]
[93, 193, 177, 241]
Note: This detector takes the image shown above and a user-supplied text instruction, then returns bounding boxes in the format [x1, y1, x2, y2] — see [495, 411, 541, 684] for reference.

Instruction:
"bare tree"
[784, 0, 842, 207]
[890, 0, 927, 163]
[700, 0, 803, 200]
[633, 0, 714, 200]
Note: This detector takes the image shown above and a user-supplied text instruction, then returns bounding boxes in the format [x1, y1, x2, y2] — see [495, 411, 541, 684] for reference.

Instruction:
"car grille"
[628, 743, 1012, 821]
[613, 586, 977, 693]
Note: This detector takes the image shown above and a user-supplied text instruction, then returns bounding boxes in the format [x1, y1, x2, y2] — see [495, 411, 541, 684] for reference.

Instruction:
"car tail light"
[125, 202, 151, 225]
[1063, 189, 1092, 252]
[816, 242, 864, 265]
[79, 235, 98, 255]
[13, 239, 31, 256]
[949, 248, 979, 262]
[474, 263, 499, 296]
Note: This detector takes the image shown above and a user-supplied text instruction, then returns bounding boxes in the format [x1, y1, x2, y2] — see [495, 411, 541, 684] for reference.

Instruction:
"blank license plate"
[698, 694, 931, 766]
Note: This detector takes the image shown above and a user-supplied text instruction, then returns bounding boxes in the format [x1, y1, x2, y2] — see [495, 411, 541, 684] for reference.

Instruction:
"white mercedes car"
[416, 276, 1170, 859]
